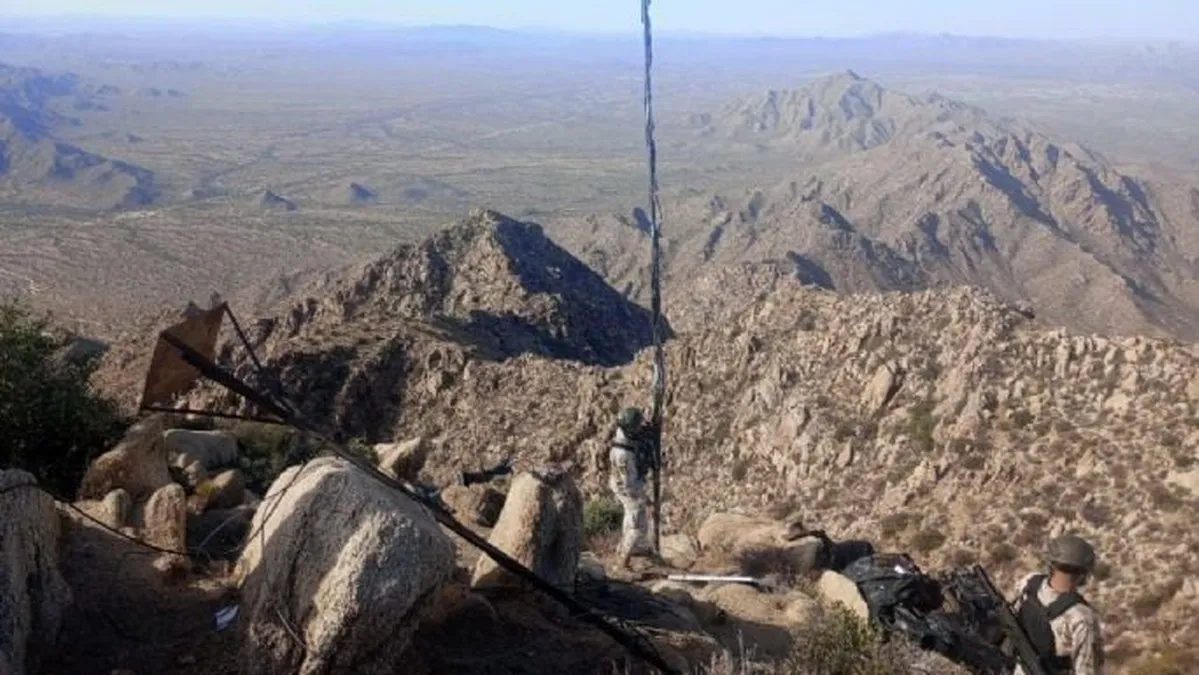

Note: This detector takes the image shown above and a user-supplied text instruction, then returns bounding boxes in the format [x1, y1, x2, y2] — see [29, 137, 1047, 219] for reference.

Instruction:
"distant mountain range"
[554, 71, 1199, 340]
[0, 61, 158, 209]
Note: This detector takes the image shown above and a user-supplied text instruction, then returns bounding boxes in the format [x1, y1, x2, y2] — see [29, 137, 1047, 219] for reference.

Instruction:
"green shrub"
[910, 528, 947, 554]
[905, 401, 937, 452]
[583, 495, 623, 537]
[229, 421, 300, 494]
[784, 604, 906, 675]
[0, 301, 127, 495]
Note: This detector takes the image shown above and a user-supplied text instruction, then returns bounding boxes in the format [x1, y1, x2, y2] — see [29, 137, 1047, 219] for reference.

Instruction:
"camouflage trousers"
[609, 447, 650, 562]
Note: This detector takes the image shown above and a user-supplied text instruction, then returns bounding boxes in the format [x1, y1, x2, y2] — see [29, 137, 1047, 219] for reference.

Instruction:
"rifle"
[887, 604, 1013, 675]
[460, 456, 514, 487]
[968, 565, 1050, 675]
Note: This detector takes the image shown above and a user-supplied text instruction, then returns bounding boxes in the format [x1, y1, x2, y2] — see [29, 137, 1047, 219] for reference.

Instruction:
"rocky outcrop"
[77, 415, 172, 501]
[0, 470, 72, 675]
[236, 457, 456, 675]
[440, 483, 506, 528]
[472, 469, 584, 592]
[163, 428, 239, 470]
[142, 482, 191, 580]
[375, 437, 430, 483]
[194, 469, 246, 512]
[816, 571, 871, 621]
[696, 512, 825, 577]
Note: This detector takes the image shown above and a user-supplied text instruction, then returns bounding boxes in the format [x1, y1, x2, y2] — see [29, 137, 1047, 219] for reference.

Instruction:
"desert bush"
[917, 359, 942, 383]
[1147, 483, 1183, 512]
[910, 528, 947, 554]
[947, 548, 978, 567]
[879, 511, 912, 539]
[766, 497, 802, 521]
[737, 546, 808, 586]
[344, 438, 379, 465]
[228, 421, 301, 493]
[987, 542, 1019, 566]
[1130, 578, 1184, 619]
[0, 300, 128, 495]
[833, 420, 856, 442]
[699, 606, 936, 675]
[1124, 645, 1199, 675]
[732, 457, 753, 482]
[782, 604, 909, 675]
[1018, 511, 1049, 530]
[960, 452, 986, 472]
[905, 401, 937, 452]
[584, 495, 623, 537]
[1011, 409, 1034, 429]
[1079, 502, 1111, 526]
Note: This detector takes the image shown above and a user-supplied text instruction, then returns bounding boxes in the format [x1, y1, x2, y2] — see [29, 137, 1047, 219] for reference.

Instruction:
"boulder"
[142, 483, 188, 551]
[102, 489, 132, 529]
[374, 437, 430, 483]
[78, 415, 172, 501]
[700, 583, 787, 626]
[418, 582, 499, 628]
[236, 457, 456, 675]
[162, 428, 239, 470]
[0, 470, 72, 675]
[196, 469, 246, 512]
[188, 505, 256, 560]
[471, 469, 584, 592]
[661, 533, 700, 570]
[650, 581, 698, 607]
[861, 361, 905, 414]
[1166, 469, 1199, 498]
[816, 570, 870, 621]
[577, 551, 606, 581]
[440, 484, 506, 528]
[142, 483, 191, 579]
[173, 457, 208, 490]
[72, 488, 132, 530]
[783, 592, 818, 625]
[697, 513, 825, 577]
[696, 583, 795, 659]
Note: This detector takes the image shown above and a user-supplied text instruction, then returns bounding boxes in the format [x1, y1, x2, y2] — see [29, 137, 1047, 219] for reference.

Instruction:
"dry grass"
[736, 546, 810, 587]
[1129, 578, 1185, 619]
[700, 603, 966, 675]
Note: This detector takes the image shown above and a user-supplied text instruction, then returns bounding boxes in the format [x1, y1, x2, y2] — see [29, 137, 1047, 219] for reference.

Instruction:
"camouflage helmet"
[617, 407, 645, 431]
[1047, 534, 1096, 572]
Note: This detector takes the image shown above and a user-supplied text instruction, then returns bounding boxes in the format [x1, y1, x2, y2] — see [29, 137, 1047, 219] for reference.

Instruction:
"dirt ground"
[39, 513, 241, 675]
[39, 511, 717, 675]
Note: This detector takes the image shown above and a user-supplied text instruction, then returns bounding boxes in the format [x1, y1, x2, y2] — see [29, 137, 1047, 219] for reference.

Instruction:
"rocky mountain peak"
[701, 71, 1005, 154]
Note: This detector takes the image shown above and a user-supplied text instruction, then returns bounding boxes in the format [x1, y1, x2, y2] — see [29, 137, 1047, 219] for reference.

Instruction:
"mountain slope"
[96, 209, 665, 431]
[0, 62, 158, 209]
[96, 216, 1199, 671]
[570, 71, 1199, 340]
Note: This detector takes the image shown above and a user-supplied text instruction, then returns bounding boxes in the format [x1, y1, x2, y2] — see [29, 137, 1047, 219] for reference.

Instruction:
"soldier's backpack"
[1016, 574, 1086, 673]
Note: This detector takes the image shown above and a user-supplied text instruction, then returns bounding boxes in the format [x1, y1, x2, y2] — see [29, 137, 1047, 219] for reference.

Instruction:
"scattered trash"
[215, 605, 240, 631]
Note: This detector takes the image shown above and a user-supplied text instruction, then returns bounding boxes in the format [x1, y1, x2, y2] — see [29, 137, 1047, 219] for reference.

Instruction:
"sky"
[1, 0, 1197, 42]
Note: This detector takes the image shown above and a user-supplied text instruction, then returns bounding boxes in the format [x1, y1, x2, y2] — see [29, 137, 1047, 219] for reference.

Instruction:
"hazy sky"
[2, 0, 1197, 41]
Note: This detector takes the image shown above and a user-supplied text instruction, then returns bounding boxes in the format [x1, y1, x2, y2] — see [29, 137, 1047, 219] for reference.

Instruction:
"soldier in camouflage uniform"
[1011, 534, 1105, 675]
[608, 407, 656, 568]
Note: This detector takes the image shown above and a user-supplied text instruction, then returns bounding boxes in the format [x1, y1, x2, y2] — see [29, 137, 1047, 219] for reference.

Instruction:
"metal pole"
[640, 0, 666, 556]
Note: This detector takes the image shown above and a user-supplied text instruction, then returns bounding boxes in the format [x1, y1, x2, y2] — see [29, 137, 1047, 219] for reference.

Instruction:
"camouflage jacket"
[1011, 573, 1106, 675]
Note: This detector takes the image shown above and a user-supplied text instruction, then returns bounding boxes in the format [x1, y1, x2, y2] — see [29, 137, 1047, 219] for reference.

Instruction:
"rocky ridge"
[93, 210, 1199, 670]
[557, 71, 1199, 342]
